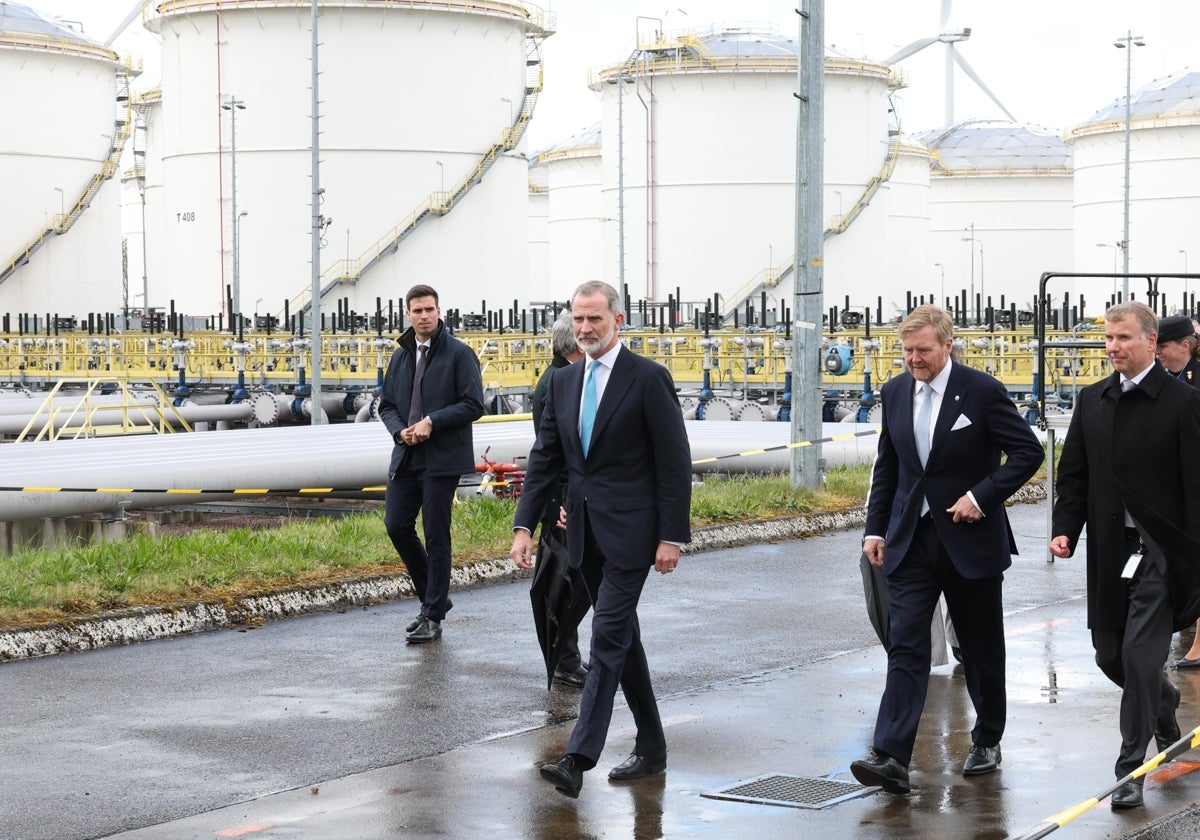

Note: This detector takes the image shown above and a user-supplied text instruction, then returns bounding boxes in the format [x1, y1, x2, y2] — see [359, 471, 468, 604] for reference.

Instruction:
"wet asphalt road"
[0, 499, 1193, 839]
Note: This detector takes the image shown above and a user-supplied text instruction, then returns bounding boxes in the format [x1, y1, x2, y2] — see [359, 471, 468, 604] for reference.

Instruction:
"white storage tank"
[539, 123, 604, 299]
[1069, 68, 1200, 311]
[527, 155, 550, 302]
[144, 0, 553, 322]
[588, 26, 906, 322]
[915, 120, 1074, 314]
[0, 2, 131, 318]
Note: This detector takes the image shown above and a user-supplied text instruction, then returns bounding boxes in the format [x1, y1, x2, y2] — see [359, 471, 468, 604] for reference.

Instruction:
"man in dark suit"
[852, 305, 1043, 795]
[1051, 302, 1200, 810]
[511, 281, 692, 799]
[379, 285, 484, 644]
[529, 308, 589, 688]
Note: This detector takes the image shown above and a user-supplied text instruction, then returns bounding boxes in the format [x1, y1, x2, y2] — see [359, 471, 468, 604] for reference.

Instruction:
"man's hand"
[947, 494, 982, 523]
[511, 529, 534, 570]
[654, 542, 681, 574]
[863, 537, 885, 568]
[1048, 535, 1072, 559]
[400, 417, 433, 446]
[556, 505, 567, 530]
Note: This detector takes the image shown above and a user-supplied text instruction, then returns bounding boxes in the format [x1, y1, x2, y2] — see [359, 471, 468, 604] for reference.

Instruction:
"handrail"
[149, 0, 555, 36]
[286, 13, 551, 317]
[15, 378, 190, 442]
[722, 132, 903, 319]
[0, 67, 137, 287]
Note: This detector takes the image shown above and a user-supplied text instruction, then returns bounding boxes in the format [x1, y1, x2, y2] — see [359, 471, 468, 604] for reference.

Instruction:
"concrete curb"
[0, 484, 1046, 662]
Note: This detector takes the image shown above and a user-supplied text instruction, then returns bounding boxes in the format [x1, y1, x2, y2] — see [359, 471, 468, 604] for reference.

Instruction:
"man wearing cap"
[1050, 302, 1200, 810]
[1155, 314, 1200, 669]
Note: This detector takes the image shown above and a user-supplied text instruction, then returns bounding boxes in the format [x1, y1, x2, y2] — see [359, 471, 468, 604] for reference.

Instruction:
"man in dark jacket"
[379, 285, 484, 643]
[1051, 302, 1200, 810]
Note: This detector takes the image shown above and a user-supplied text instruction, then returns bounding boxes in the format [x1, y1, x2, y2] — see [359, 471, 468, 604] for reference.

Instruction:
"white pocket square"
[951, 415, 972, 431]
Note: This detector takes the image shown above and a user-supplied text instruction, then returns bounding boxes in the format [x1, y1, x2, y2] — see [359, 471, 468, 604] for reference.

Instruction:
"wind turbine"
[884, 0, 1015, 126]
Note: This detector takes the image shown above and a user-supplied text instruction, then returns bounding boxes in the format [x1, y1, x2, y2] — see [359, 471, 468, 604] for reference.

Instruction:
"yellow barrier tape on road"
[1007, 726, 1200, 840]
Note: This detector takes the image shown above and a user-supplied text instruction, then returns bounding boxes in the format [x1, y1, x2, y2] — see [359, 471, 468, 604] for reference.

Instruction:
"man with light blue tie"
[851, 305, 1043, 795]
[511, 281, 692, 799]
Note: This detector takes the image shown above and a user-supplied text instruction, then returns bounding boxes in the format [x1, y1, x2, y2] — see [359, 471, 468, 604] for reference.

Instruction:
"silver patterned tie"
[915, 383, 932, 467]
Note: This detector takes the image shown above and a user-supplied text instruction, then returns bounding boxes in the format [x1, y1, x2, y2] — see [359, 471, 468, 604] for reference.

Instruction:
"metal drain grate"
[701, 773, 876, 810]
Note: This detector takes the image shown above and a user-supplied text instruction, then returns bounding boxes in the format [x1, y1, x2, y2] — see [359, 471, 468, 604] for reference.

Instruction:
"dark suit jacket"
[514, 345, 692, 569]
[865, 361, 1044, 578]
[378, 321, 484, 477]
[1052, 364, 1200, 631]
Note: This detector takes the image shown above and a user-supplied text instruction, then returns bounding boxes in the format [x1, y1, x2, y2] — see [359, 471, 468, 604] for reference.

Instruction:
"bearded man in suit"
[511, 281, 692, 799]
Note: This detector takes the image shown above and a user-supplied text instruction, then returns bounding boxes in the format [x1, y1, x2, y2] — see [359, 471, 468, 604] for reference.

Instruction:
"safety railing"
[0, 67, 137, 287]
[15, 378, 190, 443]
[287, 7, 552, 316]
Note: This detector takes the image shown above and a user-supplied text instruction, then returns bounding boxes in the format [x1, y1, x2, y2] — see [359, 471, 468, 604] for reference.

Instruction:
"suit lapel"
[563, 359, 586, 457]
[589, 346, 635, 453]
[927, 364, 967, 466]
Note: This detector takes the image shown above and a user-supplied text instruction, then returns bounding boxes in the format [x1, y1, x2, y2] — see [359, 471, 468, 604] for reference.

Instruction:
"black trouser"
[384, 465, 459, 622]
[1092, 529, 1175, 777]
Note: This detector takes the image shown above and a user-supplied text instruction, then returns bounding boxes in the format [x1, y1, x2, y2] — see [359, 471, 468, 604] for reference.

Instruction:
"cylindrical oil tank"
[527, 155, 550, 300]
[144, 1, 554, 321]
[588, 27, 903, 319]
[1068, 67, 1200, 309]
[916, 120, 1074, 313]
[0, 3, 129, 316]
[539, 123, 603, 297]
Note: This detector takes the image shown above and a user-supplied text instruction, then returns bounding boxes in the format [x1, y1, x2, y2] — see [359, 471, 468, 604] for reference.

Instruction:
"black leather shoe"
[963, 744, 1002, 776]
[1111, 780, 1144, 809]
[850, 752, 910, 794]
[540, 755, 583, 798]
[405, 606, 427, 634]
[406, 599, 452, 633]
[1156, 682, 1182, 753]
[608, 752, 667, 780]
[553, 666, 589, 688]
[405, 617, 441, 643]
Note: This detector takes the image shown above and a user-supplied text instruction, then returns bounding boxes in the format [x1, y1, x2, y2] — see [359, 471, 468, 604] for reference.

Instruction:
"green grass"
[0, 454, 1047, 629]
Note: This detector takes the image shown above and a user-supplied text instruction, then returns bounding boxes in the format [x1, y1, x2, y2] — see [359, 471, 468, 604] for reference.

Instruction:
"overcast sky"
[27, 0, 1200, 149]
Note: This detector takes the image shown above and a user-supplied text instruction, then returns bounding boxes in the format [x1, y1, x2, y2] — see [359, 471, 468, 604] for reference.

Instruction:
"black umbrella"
[859, 552, 890, 648]
[529, 527, 591, 690]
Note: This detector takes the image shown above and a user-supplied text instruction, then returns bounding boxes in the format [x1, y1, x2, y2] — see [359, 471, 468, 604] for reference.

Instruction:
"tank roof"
[697, 26, 798, 58]
[912, 120, 1072, 173]
[537, 122, 601, 164]
[1079, 66, 1200, 125]
[0, 1, 95, 44]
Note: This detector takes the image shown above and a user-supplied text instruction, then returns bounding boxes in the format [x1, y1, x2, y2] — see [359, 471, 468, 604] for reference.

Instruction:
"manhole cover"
[701, 773, 876, 809]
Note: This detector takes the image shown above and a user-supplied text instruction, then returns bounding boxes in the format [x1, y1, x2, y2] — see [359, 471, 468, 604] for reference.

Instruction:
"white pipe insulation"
[0, 420, 882, 521]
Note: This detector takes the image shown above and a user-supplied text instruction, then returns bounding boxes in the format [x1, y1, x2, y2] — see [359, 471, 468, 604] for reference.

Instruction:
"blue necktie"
[915, 383, 932, 467]
[580, 360, 601, 457]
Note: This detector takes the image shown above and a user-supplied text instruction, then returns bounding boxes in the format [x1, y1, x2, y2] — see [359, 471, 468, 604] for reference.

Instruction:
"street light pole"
[436, 160, 444, 202]
[1097, 242, 1119, 300]
[222, 95, 246, 324]
[962, 223, 976, 321]
[53, 186, 64, 222]
[234, 211, 248, 329]
[1114, 31, 1144, 297]
[934, 262, 944, 305]
[1181, 248, 1190, 302]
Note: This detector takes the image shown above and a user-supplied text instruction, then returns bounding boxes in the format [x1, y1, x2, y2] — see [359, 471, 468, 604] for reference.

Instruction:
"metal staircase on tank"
[287, 12, 555, 318]
[721, 128, 903, 321]
[0, 69, 137, 288]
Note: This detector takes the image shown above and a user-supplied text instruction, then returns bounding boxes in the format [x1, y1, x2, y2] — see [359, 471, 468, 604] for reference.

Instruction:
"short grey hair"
[551, 308, 577, 356]
[1106, 301, 1157, 338]
[572, 281, 624, 319]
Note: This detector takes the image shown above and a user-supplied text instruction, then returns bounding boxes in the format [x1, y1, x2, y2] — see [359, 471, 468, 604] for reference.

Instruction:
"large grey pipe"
[0, 419, 881, 521]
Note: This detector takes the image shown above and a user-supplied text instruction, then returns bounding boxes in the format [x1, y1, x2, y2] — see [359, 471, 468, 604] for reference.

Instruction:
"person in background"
[1050, 302, 1200, 810]
[852, 304, 1043, 796]
[511, 281, 692, 799]
[379, 285, 484, 644]
[530, 307, 589, 688]
[1155, 314, 1200, 669]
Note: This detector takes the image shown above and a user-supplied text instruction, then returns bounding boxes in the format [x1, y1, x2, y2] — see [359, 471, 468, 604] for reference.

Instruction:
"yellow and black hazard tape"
[1007, 725, 1200, 840]
[0, 429, 882, 496]
[689, 427, 881, 465]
